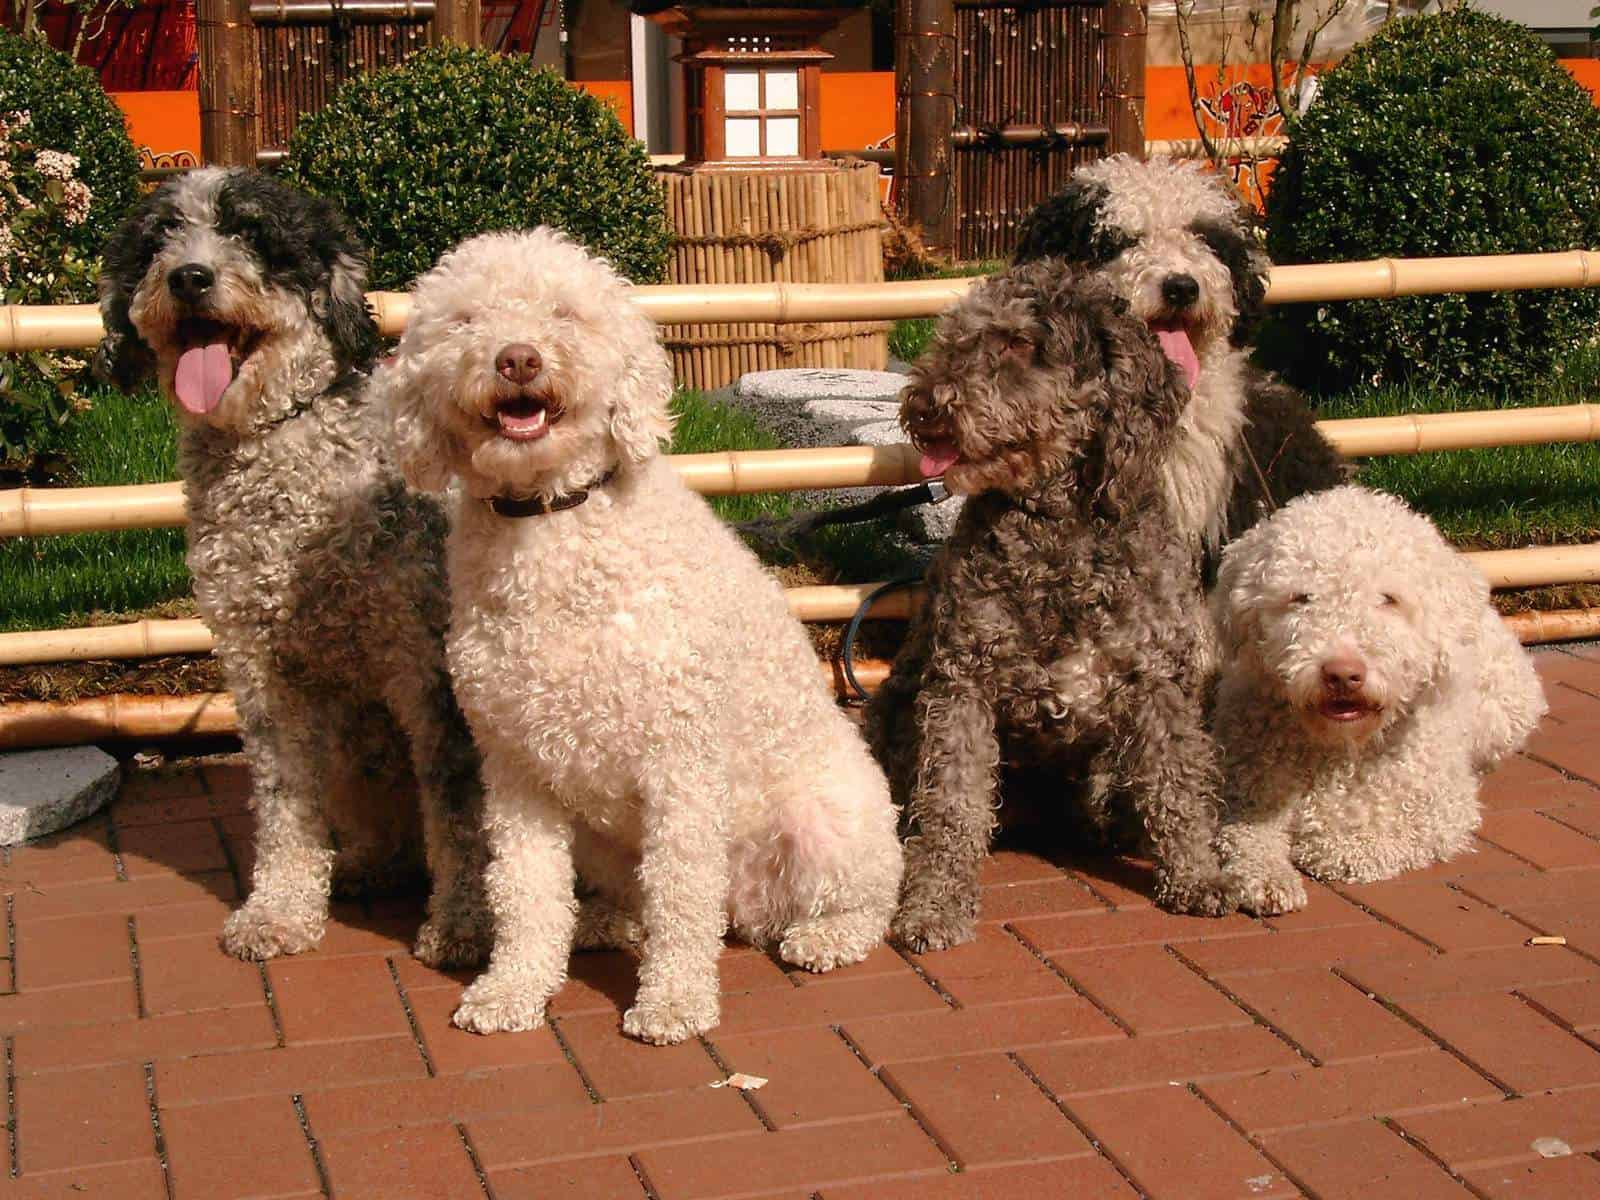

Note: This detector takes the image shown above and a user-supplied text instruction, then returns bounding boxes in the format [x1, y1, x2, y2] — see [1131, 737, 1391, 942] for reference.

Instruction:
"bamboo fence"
[2, 537, 1596, 668]
[9, 248, 1600, 354]
[7, 248, 1600, 746]
[6, 405, 1600, 539]
[3, 605, 1583, 748]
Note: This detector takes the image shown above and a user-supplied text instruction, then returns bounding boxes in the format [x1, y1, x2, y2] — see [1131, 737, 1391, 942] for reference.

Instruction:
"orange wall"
[820, 72, 895, 152]
[111, 91, 201, 170]
[113, 59, 1600, 175]
[572, 79, 633, 137]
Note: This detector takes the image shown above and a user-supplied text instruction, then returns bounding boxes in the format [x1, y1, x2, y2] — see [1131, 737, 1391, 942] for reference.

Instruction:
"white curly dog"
[1211, 486, 1546, 911]
[376, 228, 903, 1045]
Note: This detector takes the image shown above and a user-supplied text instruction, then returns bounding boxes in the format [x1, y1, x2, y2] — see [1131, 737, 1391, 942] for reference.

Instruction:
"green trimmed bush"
[0, 31, 141, 474]
[283, 45, 671, 289]
[1264, 9, 1600, 396]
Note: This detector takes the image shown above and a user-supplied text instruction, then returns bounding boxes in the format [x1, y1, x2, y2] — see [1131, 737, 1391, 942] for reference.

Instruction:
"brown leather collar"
[486, 468, 617, 518]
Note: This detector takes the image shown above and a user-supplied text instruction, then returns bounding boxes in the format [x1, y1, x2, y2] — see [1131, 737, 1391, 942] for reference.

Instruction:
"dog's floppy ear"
[1013, 179, 1133, 267]
[323, 249, 380, 369]
[373, 358, 458, 494]
[608, 306, 676, 465]
[93, 196, 162, 390]
[1192, 214, 1270, 348]
[305, 195, 380, 370]
[1077, 300, 1188, 518]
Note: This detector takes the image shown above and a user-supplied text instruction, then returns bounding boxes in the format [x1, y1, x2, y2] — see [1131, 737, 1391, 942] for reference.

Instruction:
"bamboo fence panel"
[658, 161, 889, 390]
[12, 249, 1600, 354]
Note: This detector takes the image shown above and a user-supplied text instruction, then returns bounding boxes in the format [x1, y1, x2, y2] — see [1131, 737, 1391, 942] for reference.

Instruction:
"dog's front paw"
[622, 989, 719, 1045]
[890, 903, 977, 953]
[452, 972, 546, 1035]
[1155, 872, 1238, 918]
[414, 913, 492, 970]
[220, 902, 323, 961]
[1232, 866, 1308, 917]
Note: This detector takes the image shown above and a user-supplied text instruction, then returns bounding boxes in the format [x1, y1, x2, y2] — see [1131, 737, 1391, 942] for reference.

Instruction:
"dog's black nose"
[1161, 273, 1200, 309]
[495, 343, 543, 386]
[167, 264, 216, 304]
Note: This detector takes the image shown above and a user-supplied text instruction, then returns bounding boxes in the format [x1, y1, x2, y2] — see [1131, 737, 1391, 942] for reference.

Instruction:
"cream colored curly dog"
[376, 228, 902, 1045]
[1212, 486, 1546, 911]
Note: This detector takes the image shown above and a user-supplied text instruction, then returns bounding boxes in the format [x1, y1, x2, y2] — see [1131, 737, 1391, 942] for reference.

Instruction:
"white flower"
[60, 179, 92, 226]
[34, 149, 79, 181]
[0, 224, 14, 279]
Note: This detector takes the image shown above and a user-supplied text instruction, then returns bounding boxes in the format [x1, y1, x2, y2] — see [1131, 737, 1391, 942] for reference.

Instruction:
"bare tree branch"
[1176, 0, 1225, 169]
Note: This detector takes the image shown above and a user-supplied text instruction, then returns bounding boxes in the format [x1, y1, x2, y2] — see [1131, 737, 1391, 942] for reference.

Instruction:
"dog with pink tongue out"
[869, 261, 1253, 953]
[95, 168, 491, 970]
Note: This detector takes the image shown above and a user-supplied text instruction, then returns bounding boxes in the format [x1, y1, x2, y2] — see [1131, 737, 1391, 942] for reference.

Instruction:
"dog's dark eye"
[1007, 335, 1033, 356]
[1380, 593, 1400, 607]
[1290, 593, 1311, 606]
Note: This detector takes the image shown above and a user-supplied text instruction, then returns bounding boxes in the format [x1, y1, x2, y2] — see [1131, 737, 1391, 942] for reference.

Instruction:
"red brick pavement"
[1, 648, 1600, 1197]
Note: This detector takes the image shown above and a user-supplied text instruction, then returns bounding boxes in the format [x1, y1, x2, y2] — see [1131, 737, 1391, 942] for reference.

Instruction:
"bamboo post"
[896, 0, 957, 258]
[1101, 0, 1147, 161]
[427, 0, 479, 46]
[197, 0, 259, 168]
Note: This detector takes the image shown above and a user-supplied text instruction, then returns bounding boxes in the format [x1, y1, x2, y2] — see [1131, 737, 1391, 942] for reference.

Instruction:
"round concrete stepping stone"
[0, 745, 120, 844]
[730, 367, 962, 542]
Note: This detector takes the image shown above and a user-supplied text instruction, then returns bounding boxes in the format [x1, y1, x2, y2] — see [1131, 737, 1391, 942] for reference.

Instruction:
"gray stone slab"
[0, 746, 120, 844]
[728, 366, 963, 543]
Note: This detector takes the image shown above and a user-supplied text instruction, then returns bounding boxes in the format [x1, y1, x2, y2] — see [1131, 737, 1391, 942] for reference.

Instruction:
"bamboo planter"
[658, 160, 889, 390]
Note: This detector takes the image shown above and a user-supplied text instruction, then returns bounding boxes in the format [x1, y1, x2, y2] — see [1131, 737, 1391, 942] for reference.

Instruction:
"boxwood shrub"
[283, 45, 670, 289]
[1264, 8, 1600, 396]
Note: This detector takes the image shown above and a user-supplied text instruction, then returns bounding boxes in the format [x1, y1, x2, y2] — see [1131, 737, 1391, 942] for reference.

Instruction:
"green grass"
[1, 384, 190, 633]
[1321, 343, 1600, 549]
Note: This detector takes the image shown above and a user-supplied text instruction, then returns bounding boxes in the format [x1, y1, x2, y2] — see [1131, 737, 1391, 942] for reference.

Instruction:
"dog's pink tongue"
[1153, 324, 1200, 390]
[173, 342, 234, 415]
[918, 443, 960, 478]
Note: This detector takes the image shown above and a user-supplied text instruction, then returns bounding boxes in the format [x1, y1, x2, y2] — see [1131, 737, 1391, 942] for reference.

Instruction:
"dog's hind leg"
[622, 756, 732, 1045]
[392, 672, 492, 970]
[221, 683, 338, 960]
[892, 684, 1000, 952]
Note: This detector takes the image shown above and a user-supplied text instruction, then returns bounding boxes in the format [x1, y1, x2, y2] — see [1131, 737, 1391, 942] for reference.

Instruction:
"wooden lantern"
[641, 4, 859, 168]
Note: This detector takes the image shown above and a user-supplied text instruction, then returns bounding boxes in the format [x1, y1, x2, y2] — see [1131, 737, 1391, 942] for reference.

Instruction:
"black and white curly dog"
[96, 168, 488, 967]
[869, 261, 1249, 952]
[1013, 154, 1345, 568]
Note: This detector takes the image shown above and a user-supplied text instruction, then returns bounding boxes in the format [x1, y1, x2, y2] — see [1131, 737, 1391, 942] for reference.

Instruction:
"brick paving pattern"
[1, 648, 1599, 1196]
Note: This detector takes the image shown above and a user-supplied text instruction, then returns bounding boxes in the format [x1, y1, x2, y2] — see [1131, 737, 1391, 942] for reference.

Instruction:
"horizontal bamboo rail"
[1321, 404, 1600, 457]
[0, 692, 239, 751]
[0, 481, 186, 537]
[3, 542, 1598, 667]
[4, 598, 1591, 750]
[9, 250, 1600, 354]
[7, 404, 1600, 538]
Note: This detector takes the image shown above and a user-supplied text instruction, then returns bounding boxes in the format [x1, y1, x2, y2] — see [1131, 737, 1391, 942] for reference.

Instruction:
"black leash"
[840, 571, 926, 704]
[735, 480, 947, 555]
